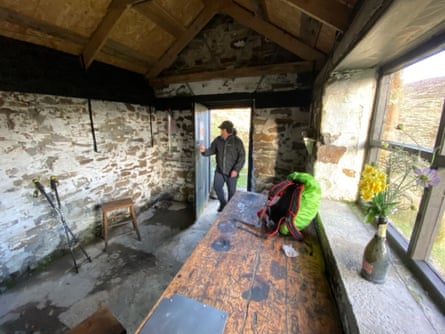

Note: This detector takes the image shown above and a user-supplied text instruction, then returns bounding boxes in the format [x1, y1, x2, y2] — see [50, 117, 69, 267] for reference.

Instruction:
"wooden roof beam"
[149, 61, 314, 87]
[0, 6, 85, 44]
[285, 0, 352, 33]
[82, 0, 146, 70]
[250, 0, 269, 20]
[221, 1, 326, 62]
[134, 1, 186, 37]
[146, 1, 220, 79]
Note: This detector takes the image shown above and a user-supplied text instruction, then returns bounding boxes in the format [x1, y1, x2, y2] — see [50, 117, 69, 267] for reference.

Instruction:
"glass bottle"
[360, 216, 390, 283]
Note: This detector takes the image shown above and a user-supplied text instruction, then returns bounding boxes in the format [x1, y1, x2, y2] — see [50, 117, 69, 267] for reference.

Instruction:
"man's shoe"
[217, 204, 225, 212]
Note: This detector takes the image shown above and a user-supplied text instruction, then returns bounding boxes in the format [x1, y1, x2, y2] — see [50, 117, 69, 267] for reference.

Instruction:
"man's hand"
[199, 145, 205, 153]
[230, 170, 238, 178]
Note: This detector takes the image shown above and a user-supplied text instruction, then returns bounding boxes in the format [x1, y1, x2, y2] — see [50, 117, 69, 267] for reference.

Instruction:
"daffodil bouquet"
[359, 146, 440, 223]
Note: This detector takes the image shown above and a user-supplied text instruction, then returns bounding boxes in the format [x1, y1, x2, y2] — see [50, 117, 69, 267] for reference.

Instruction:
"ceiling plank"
[82, 0, 145, 69]
[104, 39, 156, 66]
[149, 61, 314, 87]
[0, 6, 85, 45]
[221, 1, 326, 62]
[146, 1, 221, 79]
[134, 1, 186, 37]
[0, 5, 156, 73]
[285, 0, 351, 33]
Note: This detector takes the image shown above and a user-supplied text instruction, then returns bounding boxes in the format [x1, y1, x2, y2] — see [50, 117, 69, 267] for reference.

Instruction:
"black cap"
[218, 120, 234, 133]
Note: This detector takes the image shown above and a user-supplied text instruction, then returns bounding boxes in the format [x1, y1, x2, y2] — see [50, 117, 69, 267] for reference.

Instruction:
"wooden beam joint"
[82, 0, 148, 70]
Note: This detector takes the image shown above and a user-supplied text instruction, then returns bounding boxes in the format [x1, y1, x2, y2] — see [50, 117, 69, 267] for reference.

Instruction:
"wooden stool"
[101, 198, 141, 251]
[67, 306, 126, 334]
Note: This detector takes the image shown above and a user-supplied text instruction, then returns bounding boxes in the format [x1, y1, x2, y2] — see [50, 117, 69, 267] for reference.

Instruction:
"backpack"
[257, 172, 321, 241]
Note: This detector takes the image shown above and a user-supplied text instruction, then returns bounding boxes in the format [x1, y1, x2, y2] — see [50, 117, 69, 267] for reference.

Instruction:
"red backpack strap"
[257, 180, 300, 237]
[268, 180, 294, 200]
[257, 180, 294, 222]
[284, 182, 305, 241]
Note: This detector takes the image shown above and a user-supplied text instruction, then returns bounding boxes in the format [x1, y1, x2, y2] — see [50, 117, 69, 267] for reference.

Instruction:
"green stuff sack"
[257, 172, 321, 240]
[279, 172, 321, 236]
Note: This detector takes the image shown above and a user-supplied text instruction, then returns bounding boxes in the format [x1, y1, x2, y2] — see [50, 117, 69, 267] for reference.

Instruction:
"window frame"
[369, 52, 445, 312]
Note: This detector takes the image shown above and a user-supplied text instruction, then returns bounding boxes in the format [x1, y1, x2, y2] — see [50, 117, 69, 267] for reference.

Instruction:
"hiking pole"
[33, 178, 80, 272]
[33, 178, 91, 273]
[50, 176, 92, 268]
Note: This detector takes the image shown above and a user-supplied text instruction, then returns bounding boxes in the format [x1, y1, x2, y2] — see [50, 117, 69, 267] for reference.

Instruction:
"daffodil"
[359, 147, 441, 223]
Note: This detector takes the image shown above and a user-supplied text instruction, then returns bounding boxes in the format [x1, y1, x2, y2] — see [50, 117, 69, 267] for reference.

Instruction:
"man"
[199, 120, 246, 212]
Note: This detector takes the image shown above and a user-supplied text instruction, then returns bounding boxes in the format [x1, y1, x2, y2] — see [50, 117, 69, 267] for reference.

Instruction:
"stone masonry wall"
[0, 90, 308, 283]
[0, 91, 193, 282]
[252, 107, 310, 193]
[314, 69, 377, 201]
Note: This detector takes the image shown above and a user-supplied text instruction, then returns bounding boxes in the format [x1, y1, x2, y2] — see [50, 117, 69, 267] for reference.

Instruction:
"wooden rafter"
[221, 1, 325, 62]
[146, 1, 221, 79]
[0, 5, 152, 72]
[82, 0, 146, 69]
[103, 40, 156, 68]
[149, 61, 314, 87]
[250, 0, 268, 20]
[134, 1, 185, 37]
[285, 0, 351, 33]
[0, 6, 85, 45]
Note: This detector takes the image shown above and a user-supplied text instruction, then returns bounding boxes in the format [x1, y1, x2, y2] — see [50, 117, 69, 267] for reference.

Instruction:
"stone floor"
[0, 198, 220, 334]
[319, 200, 445, 334]
[3, 196, 444, 334]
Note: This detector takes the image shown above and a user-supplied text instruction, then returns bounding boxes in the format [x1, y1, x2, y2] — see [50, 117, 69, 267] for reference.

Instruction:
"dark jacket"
[202, 134, 245, 176]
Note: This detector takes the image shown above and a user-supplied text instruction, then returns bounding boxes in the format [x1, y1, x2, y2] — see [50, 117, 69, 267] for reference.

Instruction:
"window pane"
[381, 52, 445, 150]
[428, 212, 445, 280]
[376, 149, 423, 240]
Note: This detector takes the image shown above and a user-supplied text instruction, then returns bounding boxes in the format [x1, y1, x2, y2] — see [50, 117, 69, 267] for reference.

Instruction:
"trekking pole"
[49, 176, 92, 269]
[33, 178, 91, 273]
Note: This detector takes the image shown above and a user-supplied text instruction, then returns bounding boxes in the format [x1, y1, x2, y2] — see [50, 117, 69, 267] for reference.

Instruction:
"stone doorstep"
[317, 200, 445, 334]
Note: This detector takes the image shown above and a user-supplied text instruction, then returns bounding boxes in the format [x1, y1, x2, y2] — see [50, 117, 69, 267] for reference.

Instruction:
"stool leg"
[129, 205, 141, 241]
[102, 210, 108, 252]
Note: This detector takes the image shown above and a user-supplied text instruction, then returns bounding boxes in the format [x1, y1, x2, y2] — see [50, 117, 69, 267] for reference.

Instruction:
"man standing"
[199, 120, 246, 212]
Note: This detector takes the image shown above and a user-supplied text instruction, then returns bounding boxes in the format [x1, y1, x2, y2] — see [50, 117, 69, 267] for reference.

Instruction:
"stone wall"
[0, 90, 309, 283]
[313, 69, 377, 201]
[252, 107, 310, 193]
[0, 91, 193, 282]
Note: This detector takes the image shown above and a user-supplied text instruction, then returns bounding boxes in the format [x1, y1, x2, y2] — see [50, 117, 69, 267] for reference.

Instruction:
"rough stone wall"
[151, 109, 195, 202]
[0, 90, 306, 282]
[252, 107, 310, 193]
[0, 91, 193, 282]
[314, 69, 377, 201]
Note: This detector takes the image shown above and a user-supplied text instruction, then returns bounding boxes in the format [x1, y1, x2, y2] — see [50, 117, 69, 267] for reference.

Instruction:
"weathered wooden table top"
[135, 191, 342, 334]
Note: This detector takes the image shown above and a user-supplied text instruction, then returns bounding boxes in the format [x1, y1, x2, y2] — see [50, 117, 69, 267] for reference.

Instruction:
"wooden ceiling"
[0, 0, 359, 95]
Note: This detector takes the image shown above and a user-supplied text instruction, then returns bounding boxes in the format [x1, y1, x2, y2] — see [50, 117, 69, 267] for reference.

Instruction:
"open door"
[194, 103, 211, 219]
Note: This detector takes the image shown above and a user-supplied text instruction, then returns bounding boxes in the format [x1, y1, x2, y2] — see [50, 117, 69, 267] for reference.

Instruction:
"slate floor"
[0, 199, 220, 334]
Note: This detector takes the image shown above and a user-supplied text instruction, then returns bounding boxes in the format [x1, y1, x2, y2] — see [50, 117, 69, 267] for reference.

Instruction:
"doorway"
[210, 108, 252, 191]
[194, 104, 252, 219]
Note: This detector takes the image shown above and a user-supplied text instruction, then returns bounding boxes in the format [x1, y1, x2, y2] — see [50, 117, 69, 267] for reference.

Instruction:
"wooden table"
[135, 191, 342, 334]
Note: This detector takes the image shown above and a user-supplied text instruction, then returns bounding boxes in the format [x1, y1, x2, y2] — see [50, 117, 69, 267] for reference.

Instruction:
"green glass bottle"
[360, 216, 390, 284]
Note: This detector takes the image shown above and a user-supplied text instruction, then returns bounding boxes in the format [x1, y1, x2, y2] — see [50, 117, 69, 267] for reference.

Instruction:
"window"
[369, 50, 445, 286]
[429, 213, 445, 277]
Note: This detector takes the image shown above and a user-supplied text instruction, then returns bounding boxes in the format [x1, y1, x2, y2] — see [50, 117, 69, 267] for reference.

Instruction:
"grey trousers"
[213, 171, 237, 207]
